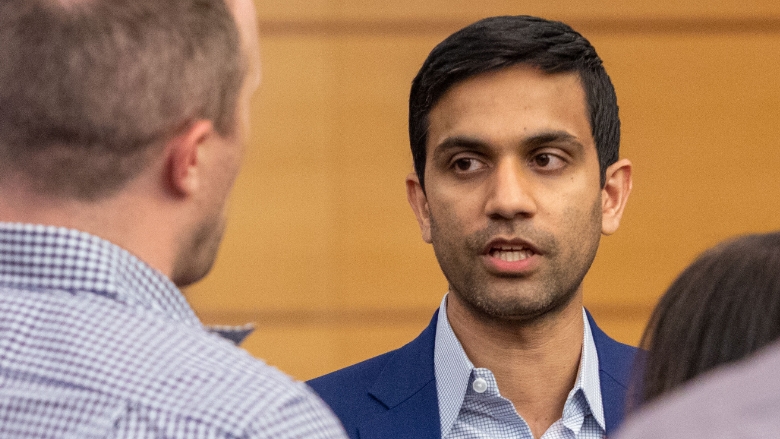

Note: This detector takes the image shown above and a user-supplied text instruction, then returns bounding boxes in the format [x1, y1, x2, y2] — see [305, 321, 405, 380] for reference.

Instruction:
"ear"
[601, 158, 633, 235]
[166, 120, 215, 197]
[406, 172, 433, 244]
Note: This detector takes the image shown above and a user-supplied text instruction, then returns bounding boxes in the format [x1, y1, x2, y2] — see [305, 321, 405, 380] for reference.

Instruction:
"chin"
[171, 216, 226, 287]
[172, 256, 217, 287]
[462, 286, 577, 322]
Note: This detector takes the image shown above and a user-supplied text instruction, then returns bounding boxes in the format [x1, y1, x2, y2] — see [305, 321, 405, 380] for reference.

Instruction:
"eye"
[452, 157, 485, 173]
[530, 152, 566, 171]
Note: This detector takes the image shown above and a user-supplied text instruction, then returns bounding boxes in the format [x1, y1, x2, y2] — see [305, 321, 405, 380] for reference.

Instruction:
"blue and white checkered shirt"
[0, 222, 347, 439]
[434, 295, 606, 439]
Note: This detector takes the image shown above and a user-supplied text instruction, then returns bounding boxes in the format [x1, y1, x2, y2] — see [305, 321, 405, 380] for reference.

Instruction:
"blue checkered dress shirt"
[0, 222, 347, 439]
[434, 295, 606, 439]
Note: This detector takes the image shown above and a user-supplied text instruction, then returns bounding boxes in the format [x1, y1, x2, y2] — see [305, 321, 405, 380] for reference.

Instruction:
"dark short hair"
[409, 15, 619, 190]
[0, 0, 245, 199]
[637, 232, 780, 404]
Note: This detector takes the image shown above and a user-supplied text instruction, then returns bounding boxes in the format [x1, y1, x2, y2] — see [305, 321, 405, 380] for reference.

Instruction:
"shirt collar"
[433, 294, 605, 437]
[0, 222, 252, 343]
[434, 295, 475, 437]
[579, 307, 605, 430]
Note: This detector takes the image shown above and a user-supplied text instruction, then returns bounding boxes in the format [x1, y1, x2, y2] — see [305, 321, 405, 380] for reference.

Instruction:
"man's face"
[407, 65, 609, 322]
[172, 0, 261, 286]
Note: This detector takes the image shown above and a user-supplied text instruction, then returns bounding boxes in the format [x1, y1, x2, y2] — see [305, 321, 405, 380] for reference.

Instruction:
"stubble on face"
[418, 66, 607, 325]
[432, 193, 602, 324]
[171, 210, 227, 287]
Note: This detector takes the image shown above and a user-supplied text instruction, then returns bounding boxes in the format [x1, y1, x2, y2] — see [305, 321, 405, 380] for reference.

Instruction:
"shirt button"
[472, 377, 488, 393]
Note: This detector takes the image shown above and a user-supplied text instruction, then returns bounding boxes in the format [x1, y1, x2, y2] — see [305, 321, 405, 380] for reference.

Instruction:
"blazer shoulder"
[308, 310, 438, 396]
[307, 311, 439, 437]
[308, 348, 399, 439]
[308, 346, 397, 401]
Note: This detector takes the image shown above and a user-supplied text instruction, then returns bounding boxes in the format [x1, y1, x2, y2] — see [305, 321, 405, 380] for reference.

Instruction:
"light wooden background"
[186, 0, 780, 380]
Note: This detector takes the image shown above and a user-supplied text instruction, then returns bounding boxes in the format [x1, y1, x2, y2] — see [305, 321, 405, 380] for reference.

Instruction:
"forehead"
[426, 65, 592, 154]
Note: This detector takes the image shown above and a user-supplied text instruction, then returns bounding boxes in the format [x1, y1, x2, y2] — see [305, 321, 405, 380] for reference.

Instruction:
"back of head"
[0, 0, 244, 200]
[638, 231, 780, 404]
[408, 15, 620, 190]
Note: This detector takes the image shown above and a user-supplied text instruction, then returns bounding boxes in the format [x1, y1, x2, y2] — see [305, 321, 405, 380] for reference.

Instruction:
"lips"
[488, 246, 534, 262]
[483, 238, 540, 258]
[481, 238, 541, 273]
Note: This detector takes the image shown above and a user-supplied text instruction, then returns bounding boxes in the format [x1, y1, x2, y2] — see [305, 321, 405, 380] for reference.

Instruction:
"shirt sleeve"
[247, 381, 348, 439]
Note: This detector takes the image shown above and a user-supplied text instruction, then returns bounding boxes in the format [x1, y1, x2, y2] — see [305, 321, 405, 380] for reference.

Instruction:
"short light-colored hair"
[0, 0, 246, 199]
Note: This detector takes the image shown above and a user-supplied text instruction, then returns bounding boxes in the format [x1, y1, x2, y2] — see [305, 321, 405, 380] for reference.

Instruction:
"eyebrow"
[433, 136, 488, 154]
[433, 130, 585, 157]
[524, 131, 586, 153]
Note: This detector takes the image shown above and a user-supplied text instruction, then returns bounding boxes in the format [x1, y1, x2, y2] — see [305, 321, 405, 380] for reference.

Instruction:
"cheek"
[427, 198, 485, 266]
[558, 194, 603, 248]
[427, 197, 469, 239]
[428, 183, 485, 222]
[545, 174, 601, 215]
[223, 142, 244, 187]
[534, 182, 601, 243]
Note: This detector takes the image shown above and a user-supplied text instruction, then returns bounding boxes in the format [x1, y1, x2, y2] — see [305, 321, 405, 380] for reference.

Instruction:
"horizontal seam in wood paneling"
[199, 308, 435, 327]
[257, 17, 780, 37]
[198, 304, 652, 327]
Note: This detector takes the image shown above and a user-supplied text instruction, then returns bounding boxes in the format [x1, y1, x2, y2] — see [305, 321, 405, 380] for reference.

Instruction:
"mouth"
[488, 245, 535, 262]
[481, 238, 541, 273]
[484, 238, 540, 255]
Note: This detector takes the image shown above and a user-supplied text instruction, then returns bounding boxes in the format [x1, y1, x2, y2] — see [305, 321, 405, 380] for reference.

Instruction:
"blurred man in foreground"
[0, 0, 346, 437]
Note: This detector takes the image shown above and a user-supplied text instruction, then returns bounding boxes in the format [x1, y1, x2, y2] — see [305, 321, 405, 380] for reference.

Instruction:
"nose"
[484, 158, 537, 220]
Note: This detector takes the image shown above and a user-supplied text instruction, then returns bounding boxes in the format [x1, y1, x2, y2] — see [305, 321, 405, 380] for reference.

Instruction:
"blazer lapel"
[586, 310, 639, 435]
[358, 311, 441, 439]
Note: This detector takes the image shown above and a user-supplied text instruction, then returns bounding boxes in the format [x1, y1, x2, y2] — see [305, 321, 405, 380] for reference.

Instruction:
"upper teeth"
[490, 248, 532, 262]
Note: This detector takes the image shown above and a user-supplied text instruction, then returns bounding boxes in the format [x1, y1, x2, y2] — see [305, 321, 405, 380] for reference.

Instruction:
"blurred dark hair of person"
[636, 231, 780, 405]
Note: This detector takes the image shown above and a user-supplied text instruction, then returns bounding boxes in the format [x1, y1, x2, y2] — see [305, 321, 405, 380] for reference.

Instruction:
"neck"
[0, 177, 179, 280]
[447, 291, 584, 438]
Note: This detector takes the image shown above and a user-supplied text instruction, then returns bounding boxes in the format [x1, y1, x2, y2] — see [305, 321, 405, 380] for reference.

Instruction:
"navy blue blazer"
[308, 309, 638, 439]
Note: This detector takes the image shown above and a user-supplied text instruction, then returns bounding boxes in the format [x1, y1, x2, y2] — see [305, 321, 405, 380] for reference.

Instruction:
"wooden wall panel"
[584, 32, 780, 309]
[240, 317, 434, 380]
[186, 2, 780, 380]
